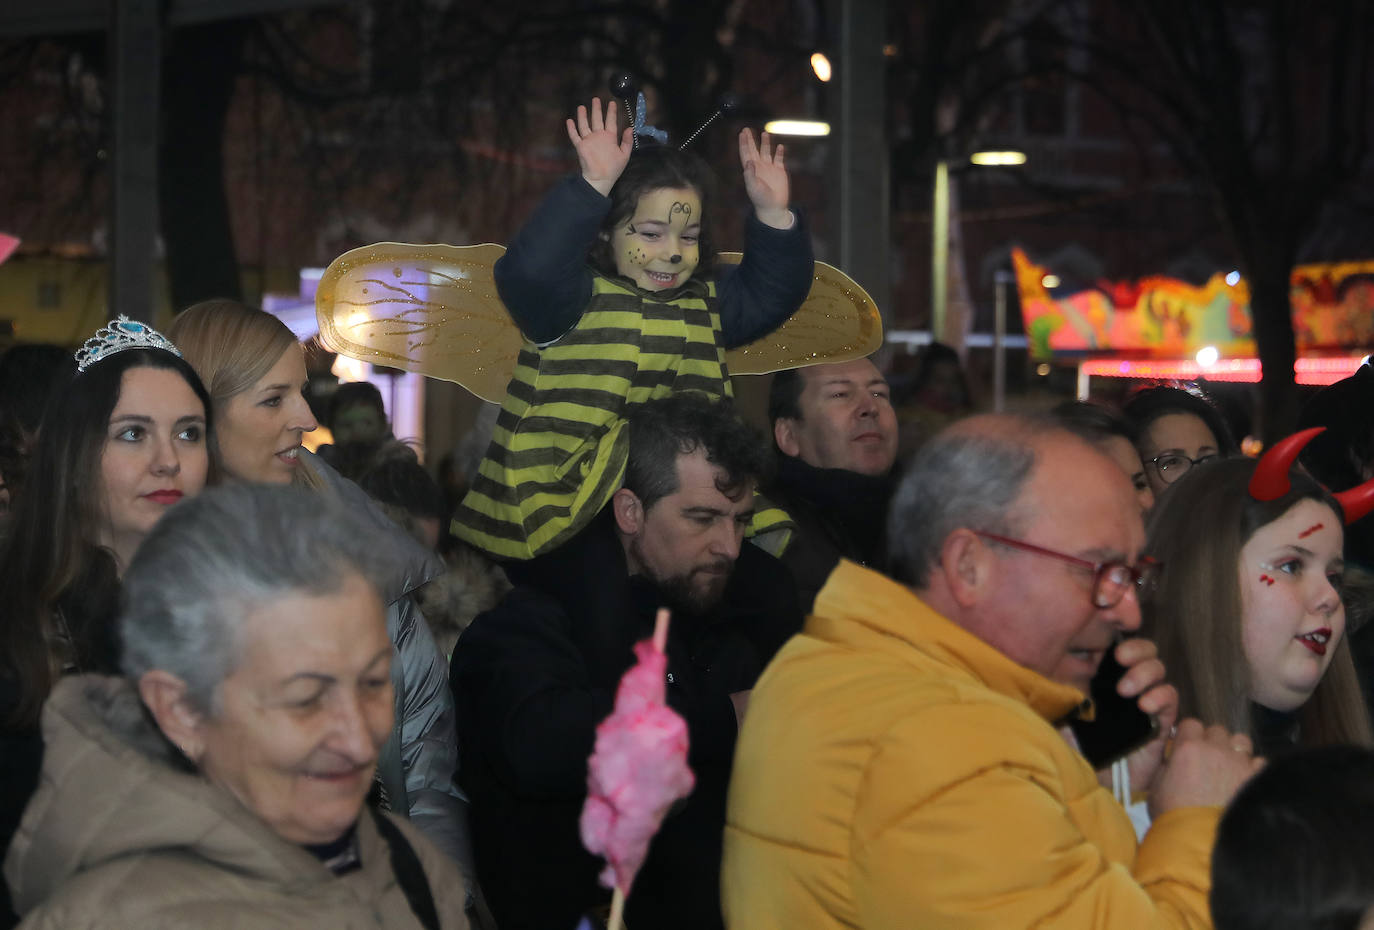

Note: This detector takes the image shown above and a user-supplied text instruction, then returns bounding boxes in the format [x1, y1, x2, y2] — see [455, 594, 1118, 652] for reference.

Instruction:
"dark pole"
[108, 0, 162, 323]
[829, 0, 889, 323]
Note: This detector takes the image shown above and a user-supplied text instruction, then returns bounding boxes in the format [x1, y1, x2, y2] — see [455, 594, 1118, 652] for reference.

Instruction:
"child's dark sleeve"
[493, 174, 611, 345]
[716, 211, 815, 348]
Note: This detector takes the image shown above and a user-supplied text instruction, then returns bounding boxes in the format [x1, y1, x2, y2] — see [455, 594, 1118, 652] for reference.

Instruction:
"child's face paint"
[1237, 498, 1346, 712]
[610, 186, 702, 291]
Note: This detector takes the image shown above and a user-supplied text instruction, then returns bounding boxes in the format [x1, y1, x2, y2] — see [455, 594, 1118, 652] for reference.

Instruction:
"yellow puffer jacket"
[722, 561, 1219, 929]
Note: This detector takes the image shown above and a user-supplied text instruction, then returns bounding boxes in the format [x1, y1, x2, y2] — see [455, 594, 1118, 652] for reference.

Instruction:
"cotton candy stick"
[608, 889, 626, 930]
[652, 607, 669, 653]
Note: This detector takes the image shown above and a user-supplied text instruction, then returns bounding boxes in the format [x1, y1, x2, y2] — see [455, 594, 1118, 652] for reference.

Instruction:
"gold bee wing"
[315, 244, 884, 402]
[717, 252, 885, 374]
[314, 242, 522, 404]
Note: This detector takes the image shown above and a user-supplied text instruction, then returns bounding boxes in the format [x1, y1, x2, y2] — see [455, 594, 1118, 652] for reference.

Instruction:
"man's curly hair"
[623, 392, 771, 511]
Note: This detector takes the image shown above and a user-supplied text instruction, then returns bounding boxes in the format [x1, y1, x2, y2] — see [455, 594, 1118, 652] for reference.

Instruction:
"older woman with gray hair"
[166, 299, 472, 881]
[3, 484, 470, 929]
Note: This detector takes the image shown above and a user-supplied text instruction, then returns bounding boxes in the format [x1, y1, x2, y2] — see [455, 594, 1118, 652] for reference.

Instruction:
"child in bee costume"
[316, 92, 882, 562]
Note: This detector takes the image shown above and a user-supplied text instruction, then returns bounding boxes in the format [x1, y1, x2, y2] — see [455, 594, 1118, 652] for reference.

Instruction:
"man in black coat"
[450, 393, 801, 930]
[767, 356, 900, 612]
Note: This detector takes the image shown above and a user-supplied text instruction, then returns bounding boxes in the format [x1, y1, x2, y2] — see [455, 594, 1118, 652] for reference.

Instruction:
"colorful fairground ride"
[1013, 247, 1374, 399]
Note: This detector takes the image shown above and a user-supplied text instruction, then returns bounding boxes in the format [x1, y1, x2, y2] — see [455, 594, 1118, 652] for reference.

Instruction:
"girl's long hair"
[1144, 457, 1372, 747]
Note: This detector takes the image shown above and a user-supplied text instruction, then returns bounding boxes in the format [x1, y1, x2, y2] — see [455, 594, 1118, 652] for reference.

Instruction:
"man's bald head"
[889, 414, 1148, 690]
[887, 414, 1136, 588]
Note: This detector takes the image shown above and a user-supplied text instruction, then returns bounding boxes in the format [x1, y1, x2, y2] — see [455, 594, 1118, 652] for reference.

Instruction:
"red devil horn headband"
[1336, 477, 1374, 525]
[1248, 426, 1374, 524]
[1247, 428, 1325, 501]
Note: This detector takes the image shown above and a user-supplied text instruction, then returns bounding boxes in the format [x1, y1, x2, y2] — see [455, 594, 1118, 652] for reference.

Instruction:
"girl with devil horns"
[1143, 429, 1374, 757]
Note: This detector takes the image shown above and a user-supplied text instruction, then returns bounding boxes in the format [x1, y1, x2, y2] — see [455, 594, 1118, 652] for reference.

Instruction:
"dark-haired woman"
[1123, 385, 1238, 500]
[0, 319, 210, 927]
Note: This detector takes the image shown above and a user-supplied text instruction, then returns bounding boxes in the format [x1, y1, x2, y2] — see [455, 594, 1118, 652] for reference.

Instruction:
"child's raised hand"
[739, 128, 793, 229]
[567, 97, 633, 197]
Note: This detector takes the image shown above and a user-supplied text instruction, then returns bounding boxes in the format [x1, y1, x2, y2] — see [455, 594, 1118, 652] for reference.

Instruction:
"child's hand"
[739, 129, 793, 229]
[567, 97, 633, 197]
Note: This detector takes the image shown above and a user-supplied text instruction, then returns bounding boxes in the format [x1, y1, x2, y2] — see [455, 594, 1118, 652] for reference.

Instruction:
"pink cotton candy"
[580, 638, 695, 894]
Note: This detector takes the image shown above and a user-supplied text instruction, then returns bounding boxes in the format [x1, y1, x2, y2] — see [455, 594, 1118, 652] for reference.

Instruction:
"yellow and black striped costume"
[451, 174, 812, 560]
[454, 274, 733, 559]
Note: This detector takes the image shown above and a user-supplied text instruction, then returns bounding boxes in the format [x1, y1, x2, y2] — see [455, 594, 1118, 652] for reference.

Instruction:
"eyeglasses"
[972, 530, 1160, 608]
[1146, 451, 1218, 485]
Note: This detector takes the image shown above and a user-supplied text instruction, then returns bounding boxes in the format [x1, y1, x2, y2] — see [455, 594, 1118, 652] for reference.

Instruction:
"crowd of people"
[4, 94, 1374, 930]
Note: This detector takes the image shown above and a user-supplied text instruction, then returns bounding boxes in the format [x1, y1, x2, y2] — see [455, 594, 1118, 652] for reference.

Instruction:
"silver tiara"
[75, 315, 182, 373]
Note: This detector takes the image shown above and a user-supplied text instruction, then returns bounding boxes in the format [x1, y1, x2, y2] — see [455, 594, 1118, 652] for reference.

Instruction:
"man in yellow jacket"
[722, 414, 1262, 929]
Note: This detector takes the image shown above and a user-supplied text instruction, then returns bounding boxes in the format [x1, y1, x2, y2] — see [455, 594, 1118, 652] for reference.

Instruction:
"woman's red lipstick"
[143, 489, 183, 505]
[1297, 627, 1332, 656]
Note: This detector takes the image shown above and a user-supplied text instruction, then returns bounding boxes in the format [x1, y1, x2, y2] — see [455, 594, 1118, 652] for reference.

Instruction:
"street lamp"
[930, 149, 1027, 343]
[969, 150, 1027, 167]
[810, 52, 833, 82]
[764, 119, 832, 136]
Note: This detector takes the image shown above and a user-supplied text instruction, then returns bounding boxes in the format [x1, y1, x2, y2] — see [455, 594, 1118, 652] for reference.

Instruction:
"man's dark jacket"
[449, 512, 802, 930]
[768, 453, 896, 613]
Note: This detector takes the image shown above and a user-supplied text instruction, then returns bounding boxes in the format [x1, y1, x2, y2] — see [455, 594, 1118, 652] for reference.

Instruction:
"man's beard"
[634, 549, 733, 616]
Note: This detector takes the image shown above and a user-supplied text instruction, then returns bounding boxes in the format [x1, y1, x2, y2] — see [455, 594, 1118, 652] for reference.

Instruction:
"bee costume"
[316, 97, 883, 561]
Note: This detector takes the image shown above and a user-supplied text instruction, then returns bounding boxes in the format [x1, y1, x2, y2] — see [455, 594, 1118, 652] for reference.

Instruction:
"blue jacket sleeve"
[717, 211, 814, 348]
[493, 174, 608, 345]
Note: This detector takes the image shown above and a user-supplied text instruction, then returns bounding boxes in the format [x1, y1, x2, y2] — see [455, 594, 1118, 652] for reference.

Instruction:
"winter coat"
[722, 560, 1220, 929]
[3, 676, 469, 930]
[451, 511, 803, 930]
[304, 450, 471, 874]
[765, 454, 896, 613]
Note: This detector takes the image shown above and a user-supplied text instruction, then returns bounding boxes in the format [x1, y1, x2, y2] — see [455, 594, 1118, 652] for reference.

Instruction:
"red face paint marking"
[1298, 522, 1325, 539]
[1259, 574, 1276, 586]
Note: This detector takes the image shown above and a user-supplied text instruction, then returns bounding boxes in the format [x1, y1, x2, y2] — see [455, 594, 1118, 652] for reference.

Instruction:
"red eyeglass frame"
[971, 530, 1160, 607]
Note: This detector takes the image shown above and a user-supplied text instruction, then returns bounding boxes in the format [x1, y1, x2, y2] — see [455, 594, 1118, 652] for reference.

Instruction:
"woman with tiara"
[0, 317, 211, 928]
